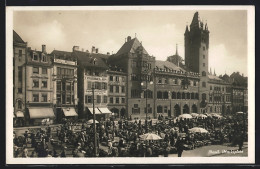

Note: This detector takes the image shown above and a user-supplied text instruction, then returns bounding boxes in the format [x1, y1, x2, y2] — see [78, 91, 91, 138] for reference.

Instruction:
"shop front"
[28, 107, 55, 126]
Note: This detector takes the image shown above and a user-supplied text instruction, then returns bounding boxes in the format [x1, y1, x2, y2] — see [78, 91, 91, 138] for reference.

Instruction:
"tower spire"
[210, 67, 212, 75]
[185, 24, 189, 34]
[191, 11, 200, 29]
[176, 44, 178, 56]
[214, 68, 216, 76]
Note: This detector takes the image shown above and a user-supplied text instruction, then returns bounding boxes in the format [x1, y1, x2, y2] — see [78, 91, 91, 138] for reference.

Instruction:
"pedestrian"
[22, 146, 28, 158]
[30, 150, 38, 157]
[24, 131, 29, 147]
[60, 148, 66, 157]
[175, 137, 184, 157]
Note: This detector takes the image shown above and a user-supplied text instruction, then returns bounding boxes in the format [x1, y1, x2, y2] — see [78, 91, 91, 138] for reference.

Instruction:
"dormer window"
[33, 53, 38, 61]
[93, 58, 97, 65]
[42, 54, 47, 62]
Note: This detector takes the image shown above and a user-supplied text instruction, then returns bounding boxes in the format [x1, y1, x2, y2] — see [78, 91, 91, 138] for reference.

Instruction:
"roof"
[155, 60, 185, 72]
[13, 30, 25, 44]
[208, 74, 223, 81]
[51, 50, 72, 57]
[116, 38, 148, 56]
[72, 51, 108, 69]
[191, 12, 199, 26]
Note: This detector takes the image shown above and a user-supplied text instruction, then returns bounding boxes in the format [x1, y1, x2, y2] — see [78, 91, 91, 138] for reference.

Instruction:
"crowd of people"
[13, 113, 247, 158]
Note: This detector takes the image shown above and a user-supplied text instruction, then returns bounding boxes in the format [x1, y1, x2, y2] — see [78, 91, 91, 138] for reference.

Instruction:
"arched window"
[187, 92, 191, 99]
[195, 93, 199, 99]
[157, 91, 162, 99]
[144, 90, 153, 98]
[191, 93, 195, 99]
[202, 71, 206, 76]
[157, 106, 162, 113]
[18, 100, 22, 109]
[174, 79, 178, 84]
[172, 92, 176, 99]
[163, 91, 168, 99]
[177, 92, 181, 99]
[182, 92, 186, 99]
[202, 93, 207, 100]
[202, 82, 206, 87]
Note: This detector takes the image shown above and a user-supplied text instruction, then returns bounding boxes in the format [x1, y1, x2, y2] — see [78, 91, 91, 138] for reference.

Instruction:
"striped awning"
[62, 107, 78, 117]
[28, 107, 55, 119]
[98, 107, 112, 114]
[88, 107, 102, 114]
[16, 111, 24, 117]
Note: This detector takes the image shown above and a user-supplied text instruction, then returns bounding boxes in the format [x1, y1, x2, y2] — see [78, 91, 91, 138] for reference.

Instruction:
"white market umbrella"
[198, 114, 207, 118]
[139, 133, 162, 141]
[178, 114, 192, 119]
[189, 127, 209, 133]
[211, 113, 222, 118]
[191, 113, 199, 117]
[86, 119, 99, 124]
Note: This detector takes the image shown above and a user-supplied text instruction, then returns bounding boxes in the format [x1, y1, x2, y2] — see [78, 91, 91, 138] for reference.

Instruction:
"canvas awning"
[88, 107, 102, 114]
[16, 111, 24, 117]
[62, 107, 78, 117]
[98, 107, 112, 114]
[28, 107, 55, 119]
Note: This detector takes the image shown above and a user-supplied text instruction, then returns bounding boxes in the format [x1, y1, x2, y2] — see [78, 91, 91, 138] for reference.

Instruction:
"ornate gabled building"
[108, 35, 201, 119]
[108, 36, 156, 119]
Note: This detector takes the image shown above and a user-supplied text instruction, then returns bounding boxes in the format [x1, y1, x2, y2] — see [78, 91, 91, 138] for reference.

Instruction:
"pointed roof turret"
[185, 25, 189, 34]
[190, 11, 200, 29]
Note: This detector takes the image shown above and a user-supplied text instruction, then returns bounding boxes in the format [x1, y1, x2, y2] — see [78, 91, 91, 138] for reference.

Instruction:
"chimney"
[42, 45, 46, 53]
[73, 46, 79, 52]
[96, 48, 99, 53]
[127, 36, 131, 42]
[107, 52, 110, 55]
[91, 46, 95, 53]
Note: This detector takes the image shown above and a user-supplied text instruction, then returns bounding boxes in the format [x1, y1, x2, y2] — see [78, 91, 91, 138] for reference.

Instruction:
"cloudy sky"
[13, 9, 248, 76]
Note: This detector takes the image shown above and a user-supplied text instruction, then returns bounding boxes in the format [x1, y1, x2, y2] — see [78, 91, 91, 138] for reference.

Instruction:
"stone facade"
[13, 31, 27, 125]
[107, 69, 127, 119]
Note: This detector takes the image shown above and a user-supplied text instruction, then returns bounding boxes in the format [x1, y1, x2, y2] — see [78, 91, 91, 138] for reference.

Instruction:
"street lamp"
[141, 74, 153, 133]
[168, 91, 172, 118]
[91, 86, 98, 157]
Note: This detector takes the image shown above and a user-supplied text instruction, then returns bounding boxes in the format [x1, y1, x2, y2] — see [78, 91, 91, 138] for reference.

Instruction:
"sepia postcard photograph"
[6, 6, 255, 164]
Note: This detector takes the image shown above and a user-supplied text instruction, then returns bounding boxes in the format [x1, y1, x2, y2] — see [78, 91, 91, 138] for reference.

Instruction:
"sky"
[13, 9, 248, 76]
